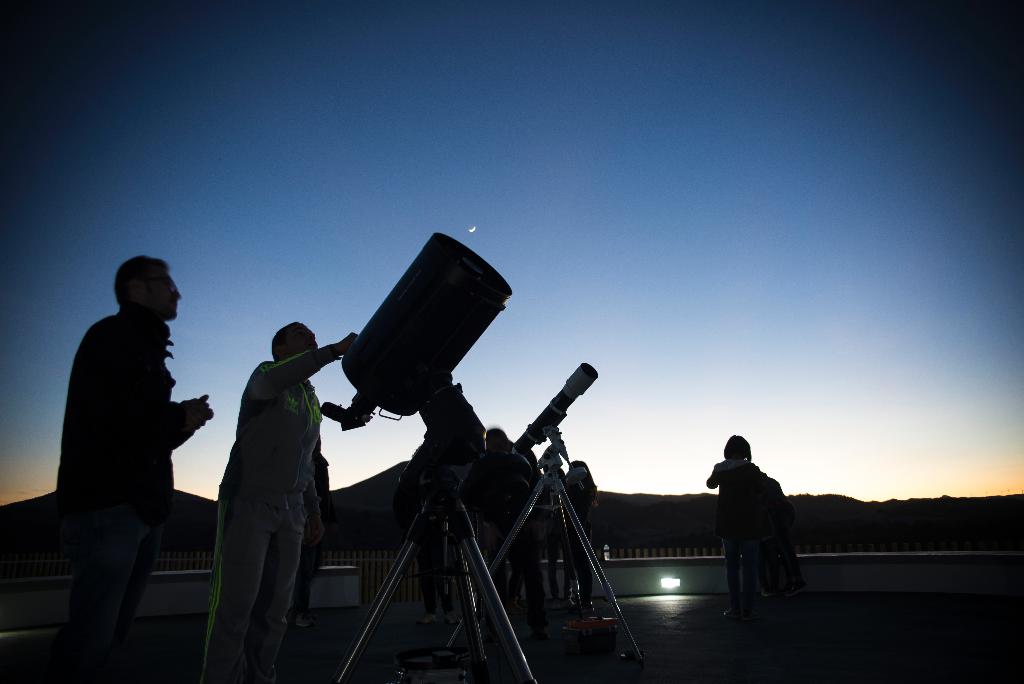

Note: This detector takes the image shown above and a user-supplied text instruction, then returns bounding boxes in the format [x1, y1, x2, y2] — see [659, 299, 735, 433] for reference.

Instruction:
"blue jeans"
[47, 504, 163, 682]
[722, 538, 759, 613]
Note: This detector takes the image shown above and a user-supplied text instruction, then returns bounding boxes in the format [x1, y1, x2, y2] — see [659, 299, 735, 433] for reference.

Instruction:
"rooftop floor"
[1, 592, 1014, 683]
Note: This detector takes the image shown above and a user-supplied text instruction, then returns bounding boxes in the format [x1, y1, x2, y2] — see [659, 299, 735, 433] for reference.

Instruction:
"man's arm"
[248, 347, 337, 400]
[247, 334, 356, 401]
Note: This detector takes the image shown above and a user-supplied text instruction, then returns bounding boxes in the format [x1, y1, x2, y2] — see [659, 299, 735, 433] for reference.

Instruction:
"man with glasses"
[48, 256, 214, 681]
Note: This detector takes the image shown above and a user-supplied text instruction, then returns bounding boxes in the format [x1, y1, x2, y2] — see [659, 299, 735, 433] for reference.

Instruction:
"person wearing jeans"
[48, 257, 213, 682]
[723, 538, 761, 615]
[707, 435, 768, 621]
[415, 534, 457, 624]
[52, 505, 163, 678]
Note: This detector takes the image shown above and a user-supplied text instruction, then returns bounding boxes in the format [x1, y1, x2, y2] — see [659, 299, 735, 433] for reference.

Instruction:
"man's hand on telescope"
[329, 332, 358, 359]
[321, 401, 373, 430]
[304, 513, 325, 545]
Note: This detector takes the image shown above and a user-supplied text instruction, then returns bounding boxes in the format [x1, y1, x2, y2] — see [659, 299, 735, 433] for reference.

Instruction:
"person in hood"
[707, 435, 768, 620]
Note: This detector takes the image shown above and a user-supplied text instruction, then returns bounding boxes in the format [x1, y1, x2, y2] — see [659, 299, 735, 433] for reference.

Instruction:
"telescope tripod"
[448, 426, 645, 668]
[330, 474, 537, 684]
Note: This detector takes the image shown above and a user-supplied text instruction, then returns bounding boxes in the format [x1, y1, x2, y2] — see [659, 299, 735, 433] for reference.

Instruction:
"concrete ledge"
[595, 552, 1024, 598]
[0, 565, 360, 631]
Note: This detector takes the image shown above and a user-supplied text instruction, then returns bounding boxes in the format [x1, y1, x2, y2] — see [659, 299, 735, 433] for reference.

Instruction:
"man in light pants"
[200, 323, 368, 683]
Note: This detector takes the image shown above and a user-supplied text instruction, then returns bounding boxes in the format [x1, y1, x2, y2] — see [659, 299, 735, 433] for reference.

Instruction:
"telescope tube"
[342, 233, 512, 416]
[512, 363, 598, 454]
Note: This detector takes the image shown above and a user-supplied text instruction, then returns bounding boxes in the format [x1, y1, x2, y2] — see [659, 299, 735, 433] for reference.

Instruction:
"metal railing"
[607, 539, 1024, 558]
[3, 540, 1021, 603]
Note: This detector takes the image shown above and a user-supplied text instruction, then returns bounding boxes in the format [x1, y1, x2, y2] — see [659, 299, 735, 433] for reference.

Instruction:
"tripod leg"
[556, 483, 646, 669]
[452, 544, 489, 684]
[329, 518, 424, 683]
[446, 478, 545, 646]
[449, 508, 537, 684]
[488, 478, 545, 576]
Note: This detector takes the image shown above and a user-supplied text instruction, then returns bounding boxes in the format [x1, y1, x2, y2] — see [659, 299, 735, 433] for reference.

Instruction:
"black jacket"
[761, 475, 796, 528]
[56, 303, 193, 525]
[706, 459, 769, 540]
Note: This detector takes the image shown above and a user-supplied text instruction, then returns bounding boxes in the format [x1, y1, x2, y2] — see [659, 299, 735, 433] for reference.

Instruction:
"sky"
[1, 1, 1022, 506]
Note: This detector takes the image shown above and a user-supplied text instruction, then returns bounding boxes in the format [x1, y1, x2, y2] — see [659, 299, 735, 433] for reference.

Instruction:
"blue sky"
[2, 1, 1022, 504]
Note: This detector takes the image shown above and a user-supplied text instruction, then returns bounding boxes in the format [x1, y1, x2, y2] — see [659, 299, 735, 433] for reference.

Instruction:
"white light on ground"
[661, 577, 681, 589]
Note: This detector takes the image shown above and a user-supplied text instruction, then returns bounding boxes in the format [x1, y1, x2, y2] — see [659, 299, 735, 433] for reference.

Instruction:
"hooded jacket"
[707, 458, 769, 539]
[57, 303, 194, 525]
[218, 346, 339, 515]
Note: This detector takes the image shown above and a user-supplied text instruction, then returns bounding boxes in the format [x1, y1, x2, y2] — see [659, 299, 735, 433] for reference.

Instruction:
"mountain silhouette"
[2, 465, 1021, 552]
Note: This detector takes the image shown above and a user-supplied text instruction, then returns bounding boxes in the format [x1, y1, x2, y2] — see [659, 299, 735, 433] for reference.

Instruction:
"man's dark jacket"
[57, 303, 193, 525]
[706, 459, 769, 539]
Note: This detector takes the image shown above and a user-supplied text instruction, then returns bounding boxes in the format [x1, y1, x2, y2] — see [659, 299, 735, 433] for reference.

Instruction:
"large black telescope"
[342, 233, 512, 417]
[512, 363, 598, 454]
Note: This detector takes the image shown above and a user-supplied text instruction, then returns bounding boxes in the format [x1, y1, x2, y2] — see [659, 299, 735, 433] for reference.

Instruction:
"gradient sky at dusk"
[2, 1, 1022, 506]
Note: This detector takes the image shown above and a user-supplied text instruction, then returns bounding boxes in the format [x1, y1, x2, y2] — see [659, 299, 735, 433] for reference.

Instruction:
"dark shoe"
[785, 580, 807, 597]
[530, 628, 549, 640]
[741, 610, 757, 621]
[723, 609, 741, 619]
[294, 611, 314, 628]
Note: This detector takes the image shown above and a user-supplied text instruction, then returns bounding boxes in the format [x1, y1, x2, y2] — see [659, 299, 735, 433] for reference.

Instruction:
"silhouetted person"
[201, 324, 367, 683]
[289, 438, 338, 628]
[562, 459, 598, 613]
[542, 490, 568, 602]
[759, 533, 785, 596]
[760, 474, 806, 596]
[414, 532, 458, 624]
[48, 256, 213, 682]
[707, 435, 768, 621]
[485, 427, 549, 640]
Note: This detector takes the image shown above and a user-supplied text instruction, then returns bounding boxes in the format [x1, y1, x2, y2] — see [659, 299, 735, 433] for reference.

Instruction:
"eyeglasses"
[142, 276, 179, 294]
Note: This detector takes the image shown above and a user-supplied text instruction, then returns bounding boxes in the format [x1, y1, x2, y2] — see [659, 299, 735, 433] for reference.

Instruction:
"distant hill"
[0, 490, 219, 552]
[330, 461, 406, 511]
[2, 465, 1022, 552]
[0, 463, 411, 553]
[326, 460, 406, 548]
